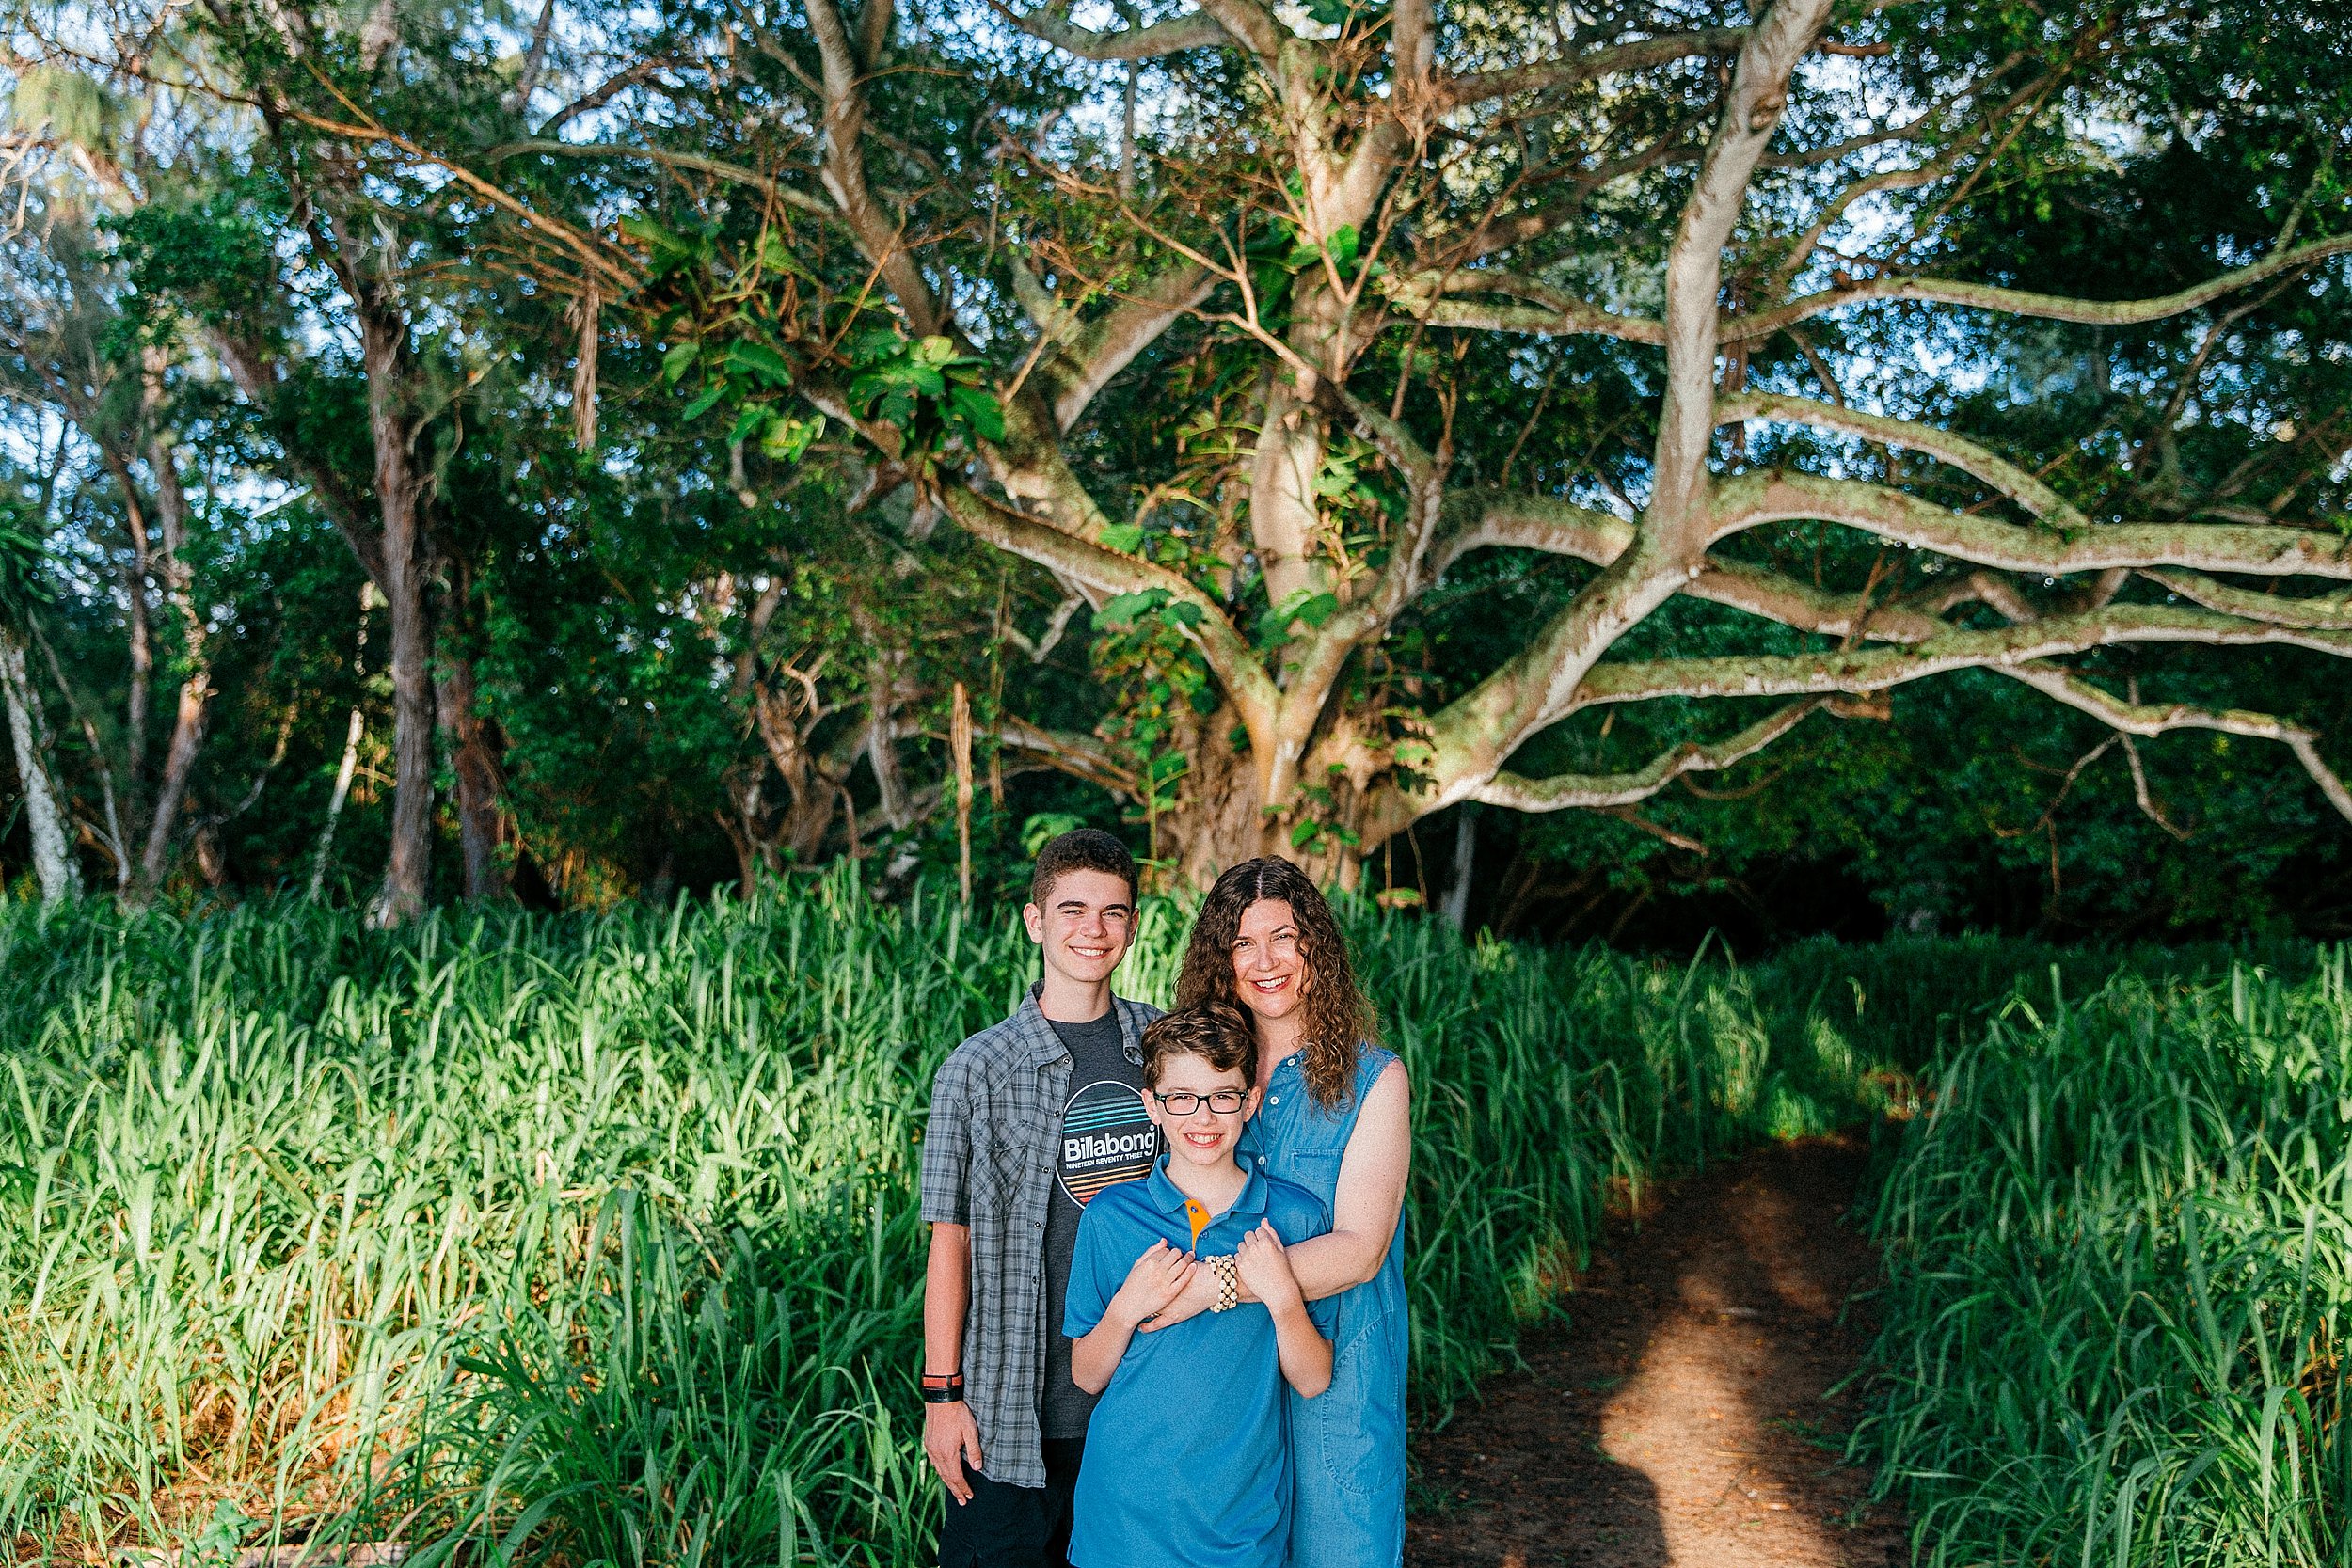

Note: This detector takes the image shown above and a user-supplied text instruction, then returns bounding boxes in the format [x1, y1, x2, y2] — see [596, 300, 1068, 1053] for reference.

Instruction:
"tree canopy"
[1, 0, 2348, 937]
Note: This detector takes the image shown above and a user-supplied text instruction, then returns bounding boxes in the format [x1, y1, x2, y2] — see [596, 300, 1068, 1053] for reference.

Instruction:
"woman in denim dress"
[1161, 858, 1412, 1568]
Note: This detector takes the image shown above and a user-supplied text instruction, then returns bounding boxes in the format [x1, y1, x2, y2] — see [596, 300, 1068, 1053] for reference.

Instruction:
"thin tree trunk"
[857, 609, 909, 830]
[1439, 804, 1475, 930]
[359, 306, 435, 926]
[96, 445, 153, 794]
[33, 625, 129, 887]
[310, 581, 373, 898]
[1, 628, 81, 902]
[436, 651, 510, 901]
[135, 412, 211, 895]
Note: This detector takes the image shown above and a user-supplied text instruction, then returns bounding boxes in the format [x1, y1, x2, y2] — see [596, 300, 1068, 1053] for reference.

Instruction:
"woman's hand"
[1234, 1220, 1304, 1313]
[1108, 1239, 1198, 1330]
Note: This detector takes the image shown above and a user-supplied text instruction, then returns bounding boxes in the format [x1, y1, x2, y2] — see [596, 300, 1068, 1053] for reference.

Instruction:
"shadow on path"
[1406, 1138, 1909, 1568]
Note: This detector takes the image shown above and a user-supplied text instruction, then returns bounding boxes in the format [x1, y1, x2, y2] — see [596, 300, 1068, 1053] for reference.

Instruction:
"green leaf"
[727, 405, 768, 444]
[660, 341, 700, 385]
[760, 412, 824, 463]
[1289, 818, 1324, 849]
[723, 340, 794, 387]
[1097, 523, 1146, 554]
[681, 379, 728, 420]
[1097, 589, 1171, 627]
[1327, 224, 1359, 276]
[755, 230, 817, 281]
[948, 385, 1005, 442]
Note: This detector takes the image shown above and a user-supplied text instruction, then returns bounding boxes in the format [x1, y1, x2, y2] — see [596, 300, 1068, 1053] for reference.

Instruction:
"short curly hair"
[1029, 828, 1138, 908]
[1140, 1004, 1259, 1090]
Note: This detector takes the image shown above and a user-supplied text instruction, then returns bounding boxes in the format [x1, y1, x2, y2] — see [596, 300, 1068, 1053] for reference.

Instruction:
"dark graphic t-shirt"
[1040, 1010, 1156, 1438]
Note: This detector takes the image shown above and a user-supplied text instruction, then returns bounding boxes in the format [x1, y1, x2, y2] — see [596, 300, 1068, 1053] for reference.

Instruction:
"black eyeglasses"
[1151, 1089, 1248, 1116]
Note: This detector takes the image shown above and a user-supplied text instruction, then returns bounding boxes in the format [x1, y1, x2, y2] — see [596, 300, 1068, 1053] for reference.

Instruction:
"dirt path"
[1406, 1138, 1910, 1568]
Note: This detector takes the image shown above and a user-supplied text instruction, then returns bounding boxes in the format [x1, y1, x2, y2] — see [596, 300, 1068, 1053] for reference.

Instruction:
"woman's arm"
[1281, 1060, 1412, 1302]
[1237, 1220, 1333, 1397]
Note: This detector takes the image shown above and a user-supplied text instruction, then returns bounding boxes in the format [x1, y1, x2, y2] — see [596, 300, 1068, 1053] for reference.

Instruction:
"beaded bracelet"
[1209, 1253, 1240, 1313]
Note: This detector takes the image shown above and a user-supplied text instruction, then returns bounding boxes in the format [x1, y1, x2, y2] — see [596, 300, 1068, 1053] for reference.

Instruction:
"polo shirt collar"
[1143, 1151, 1269, 1220]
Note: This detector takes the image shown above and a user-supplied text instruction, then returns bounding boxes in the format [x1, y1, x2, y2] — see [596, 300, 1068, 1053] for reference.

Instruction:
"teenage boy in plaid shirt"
[919, 830, 1163, 1568]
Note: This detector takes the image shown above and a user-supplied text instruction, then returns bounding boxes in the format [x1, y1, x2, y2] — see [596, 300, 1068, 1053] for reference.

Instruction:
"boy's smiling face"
[1142, 1052, 1260, 1169]
[1023, 868, 1136, 989]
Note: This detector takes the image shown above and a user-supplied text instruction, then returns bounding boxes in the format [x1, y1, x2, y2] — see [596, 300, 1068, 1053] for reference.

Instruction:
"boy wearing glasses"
[1061, 1006, 1334, 1568]
[921, 830, 1162, 1568]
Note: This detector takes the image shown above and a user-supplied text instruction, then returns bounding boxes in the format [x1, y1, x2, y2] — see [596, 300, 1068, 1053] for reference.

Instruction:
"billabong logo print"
[1058, 1079, 1157, 1206]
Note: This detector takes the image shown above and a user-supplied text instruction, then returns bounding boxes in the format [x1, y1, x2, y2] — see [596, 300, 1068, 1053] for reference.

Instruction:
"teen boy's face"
[1023, 869, 1136, 989]
[1142, 1053, 1260, 1169]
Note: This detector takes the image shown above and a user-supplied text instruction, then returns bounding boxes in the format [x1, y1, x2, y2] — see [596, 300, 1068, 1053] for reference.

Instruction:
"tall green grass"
[0, 871, 1902, 1563]
[1854, 954, 2352, 1567]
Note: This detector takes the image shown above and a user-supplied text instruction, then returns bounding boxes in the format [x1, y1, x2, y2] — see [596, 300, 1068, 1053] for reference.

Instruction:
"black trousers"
[934, 1436, 1085, 1568]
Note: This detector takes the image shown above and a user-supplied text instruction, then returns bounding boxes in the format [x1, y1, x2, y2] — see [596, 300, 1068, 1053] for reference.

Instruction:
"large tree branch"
[1726, 235, 2352, 343]
[987, 716, 1141, 794]
[1438, 28, 1751, 110]
[2140, 569, 2352, 631]
[1382, 269, 1667, 343]
[1649, 0, 1834, 544]
[1032, 261, 1218, 432]
[1717, 392, 2088, 528]
[939, 484, 1279, 733]
[1574, 603, 2352, 708]
[1998, 664, 2352, 825]
[996, 0, 1230, 59]
[1714, 471, 2352, 580]
[1471, 698, 1820, 811]
[803, 0, 943, 336]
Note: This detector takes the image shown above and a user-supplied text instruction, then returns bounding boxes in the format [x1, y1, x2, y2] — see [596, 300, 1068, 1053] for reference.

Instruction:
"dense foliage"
[1857, 954, 2352, 1565]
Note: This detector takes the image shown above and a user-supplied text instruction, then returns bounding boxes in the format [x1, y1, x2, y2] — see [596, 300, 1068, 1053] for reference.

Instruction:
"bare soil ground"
[1406, 1138, 1911, 1568]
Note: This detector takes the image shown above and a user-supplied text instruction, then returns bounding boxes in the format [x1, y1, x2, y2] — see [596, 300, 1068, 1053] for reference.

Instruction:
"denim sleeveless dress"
[1238, 1045, 1407, 1568]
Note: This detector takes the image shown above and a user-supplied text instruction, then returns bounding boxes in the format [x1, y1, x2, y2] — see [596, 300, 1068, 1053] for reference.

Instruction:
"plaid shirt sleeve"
[919, 1049, 973, 1226]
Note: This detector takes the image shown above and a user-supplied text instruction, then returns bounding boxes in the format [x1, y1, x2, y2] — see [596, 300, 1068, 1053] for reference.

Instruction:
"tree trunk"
[359, 306, 435, 927]
[1, 629, 82, 902]
[1438, 805, 1476, 930]
[861, 638, 909, 831]
[310, 581, 374, 898]
[436, 651, 510, 901]
[134, 420, 211, 896]
[136, 677, 208, 892]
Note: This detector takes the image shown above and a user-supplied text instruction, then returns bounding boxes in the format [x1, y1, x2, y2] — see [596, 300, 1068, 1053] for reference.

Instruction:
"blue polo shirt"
[1062, 1156, 1335, 1568]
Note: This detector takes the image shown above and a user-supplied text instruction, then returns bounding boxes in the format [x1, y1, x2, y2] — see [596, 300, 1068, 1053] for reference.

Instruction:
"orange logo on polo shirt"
[1058, 1079, 1158, 1206]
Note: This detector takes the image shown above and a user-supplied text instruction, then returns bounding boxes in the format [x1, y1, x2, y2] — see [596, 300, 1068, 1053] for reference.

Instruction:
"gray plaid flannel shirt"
[919, 984, 1160, 1489]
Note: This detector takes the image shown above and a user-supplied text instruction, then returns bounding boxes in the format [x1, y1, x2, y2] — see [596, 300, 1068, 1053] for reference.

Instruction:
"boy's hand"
[1136, 1259, 1219, 1332]
[1235, 1221, 1304, 1313]
[923, 1401, 984, 1505]
[1109, 1239, 1198, 1329]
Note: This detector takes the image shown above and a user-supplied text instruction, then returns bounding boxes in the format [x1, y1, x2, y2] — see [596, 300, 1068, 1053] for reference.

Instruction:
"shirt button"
[1269, 1096, 1279, 1104]
[1255, 1156, 1264, 1166]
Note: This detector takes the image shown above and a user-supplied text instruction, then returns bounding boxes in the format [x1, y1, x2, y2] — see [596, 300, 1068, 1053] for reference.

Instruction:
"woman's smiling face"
[1230, 898, 1307, 1022]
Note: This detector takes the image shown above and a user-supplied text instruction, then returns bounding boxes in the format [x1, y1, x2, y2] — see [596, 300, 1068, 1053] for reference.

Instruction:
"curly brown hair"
[1173, 857, 1375, 1110]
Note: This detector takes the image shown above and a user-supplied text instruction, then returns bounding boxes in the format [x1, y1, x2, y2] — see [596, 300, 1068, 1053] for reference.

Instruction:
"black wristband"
[920, 1373, 965, 1403]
